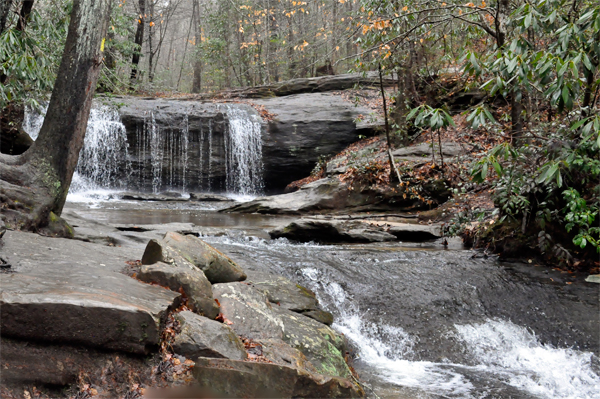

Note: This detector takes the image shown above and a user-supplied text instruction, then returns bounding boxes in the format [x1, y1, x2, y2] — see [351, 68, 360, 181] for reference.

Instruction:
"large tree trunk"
[0, 0, 111, 234]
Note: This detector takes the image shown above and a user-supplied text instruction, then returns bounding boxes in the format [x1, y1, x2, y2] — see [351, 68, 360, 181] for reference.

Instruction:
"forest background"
[1, 0, 598, 269]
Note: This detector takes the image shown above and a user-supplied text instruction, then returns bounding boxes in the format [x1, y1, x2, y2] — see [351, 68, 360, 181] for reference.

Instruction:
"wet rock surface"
[193, 357, 364, 398]
[0, 231, 179, 354]
[270, 219, 398, 243]
[172, 311, 247, 360]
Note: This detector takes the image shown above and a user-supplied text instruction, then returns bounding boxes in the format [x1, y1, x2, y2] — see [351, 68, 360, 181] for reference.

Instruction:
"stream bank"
[2, 199, 598, 398]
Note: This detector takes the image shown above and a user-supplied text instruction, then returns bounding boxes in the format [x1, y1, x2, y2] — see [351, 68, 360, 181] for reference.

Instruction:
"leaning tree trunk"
[0, 0, 111, 234]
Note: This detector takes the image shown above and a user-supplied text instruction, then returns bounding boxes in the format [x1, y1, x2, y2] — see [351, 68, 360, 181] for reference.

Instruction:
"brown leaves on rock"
[241, 337, 273, 364]
[215, 312, 233, 325]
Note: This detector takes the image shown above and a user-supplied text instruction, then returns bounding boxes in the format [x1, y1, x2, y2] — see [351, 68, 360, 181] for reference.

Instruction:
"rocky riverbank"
[0, 219, 363, 398]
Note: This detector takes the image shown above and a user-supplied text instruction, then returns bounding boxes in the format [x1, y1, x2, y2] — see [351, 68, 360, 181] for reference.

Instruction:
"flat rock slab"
[193, 357, 364, 398]
[0, 231, 179, 354]
[172, 311, 247, 360]
[270, 219, 397, 243]
[388, 223, 442, 241]
[392, 142, 466, 159]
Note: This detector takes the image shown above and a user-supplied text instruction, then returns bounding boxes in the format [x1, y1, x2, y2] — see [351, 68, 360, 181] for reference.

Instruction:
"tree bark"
[191, 0, 202, 93]
[0, 0, 112, 233]
[130, 0, 145, 83]
[0, 0, 13, 34]
[16, 0, 34, 31]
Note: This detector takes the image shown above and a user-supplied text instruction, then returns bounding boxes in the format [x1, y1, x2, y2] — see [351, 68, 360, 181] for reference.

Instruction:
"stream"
[65, 197, 600, 399]
[27, 102, 600, 398]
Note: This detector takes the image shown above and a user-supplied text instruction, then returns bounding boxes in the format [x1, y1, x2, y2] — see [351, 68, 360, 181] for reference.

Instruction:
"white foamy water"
[455, 319, 600, 399]
[24, 102, 130, 198]
[222, 104, 264, 197]
[297, 266, 600, 399]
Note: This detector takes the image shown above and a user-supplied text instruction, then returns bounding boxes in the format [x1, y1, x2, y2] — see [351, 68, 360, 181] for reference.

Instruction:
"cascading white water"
[23, 103, 130, 200]
[71, 106, 130, 192]
[297, 265, 600, 398]
[22, 103, 46, 140]
[180, 114, 189, 193]
[222, 104, 264, 198]
[149, 112, 164, 194]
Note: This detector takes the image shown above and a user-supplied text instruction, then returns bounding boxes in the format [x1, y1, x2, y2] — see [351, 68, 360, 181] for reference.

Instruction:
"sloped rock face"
[0, 231, 180, 354]
[213, 282, 351, 379]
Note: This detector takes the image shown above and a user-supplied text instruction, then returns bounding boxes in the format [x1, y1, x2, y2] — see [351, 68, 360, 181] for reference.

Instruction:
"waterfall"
[23, 103, 46, 140]
[180, 114, 189, 192]
[223, 104, 264, 197]
[71, 106, 130, 192]
[23, 103, 130, 196]
[148, 112, 164, 194]
[23, 101, 265, 198]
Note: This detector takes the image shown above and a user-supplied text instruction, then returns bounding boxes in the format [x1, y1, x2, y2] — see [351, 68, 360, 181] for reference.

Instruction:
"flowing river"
[65, 199, 600, 399]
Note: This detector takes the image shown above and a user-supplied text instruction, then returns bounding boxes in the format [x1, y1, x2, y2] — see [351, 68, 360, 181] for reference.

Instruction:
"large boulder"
[172, 311, 247, 360]
[141, 232, 246, 284]
[252, 93, 380, 190]
[193, 357, 364, 398]
[213, 282, 350, 379]
[269, 219, 397, 244]
[137, 262, 220, 319]
[162, 231, 247, 283]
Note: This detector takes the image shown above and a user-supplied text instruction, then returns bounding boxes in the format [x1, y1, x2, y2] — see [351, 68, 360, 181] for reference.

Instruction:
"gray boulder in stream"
[142, 232, 246, 284]
[213, 282, 352, 379]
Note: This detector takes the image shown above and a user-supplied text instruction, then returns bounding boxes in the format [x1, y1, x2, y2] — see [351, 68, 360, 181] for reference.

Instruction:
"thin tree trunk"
[147, 0, 155, 82]
[130, 0, 146, 83]
[191, 0, 202, 93]
[379, 64, 401, 184]
[176, 11, 194, 91]
[0, 0, 12, 34]
[1, 0, 34, 84]
[1, 0, 111, 233]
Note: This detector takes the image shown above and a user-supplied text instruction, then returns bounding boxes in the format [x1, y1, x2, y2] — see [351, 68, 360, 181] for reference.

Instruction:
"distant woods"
[104, 0, 362, 93]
